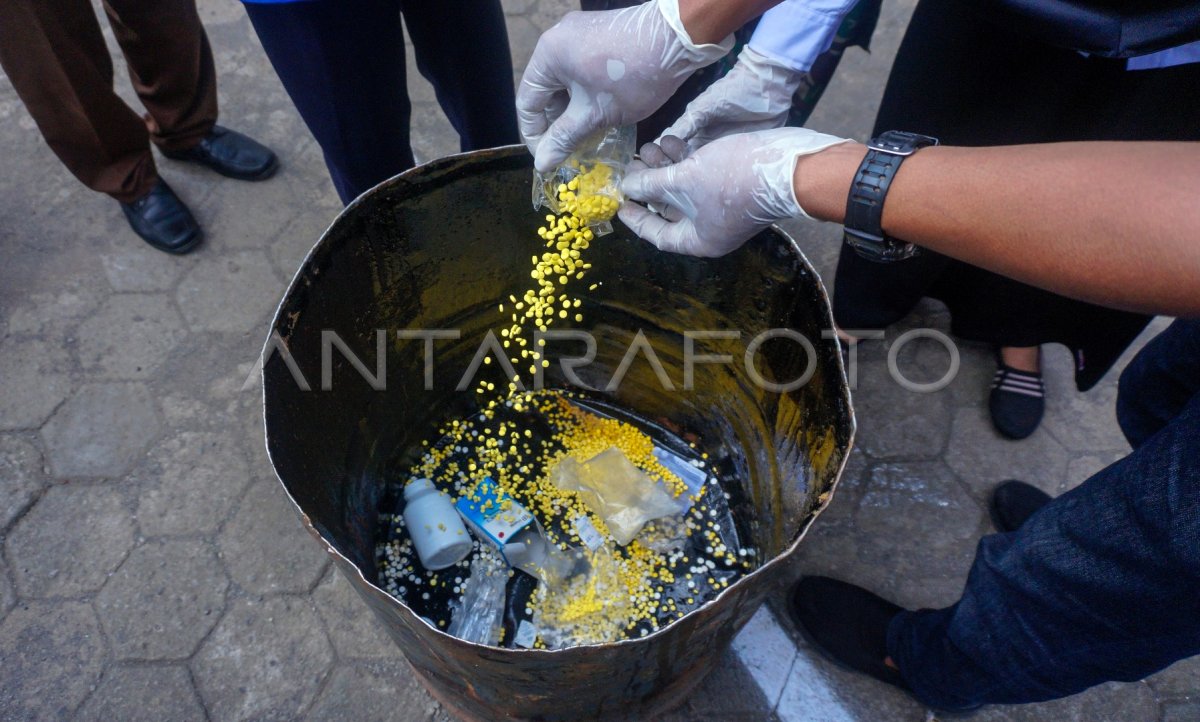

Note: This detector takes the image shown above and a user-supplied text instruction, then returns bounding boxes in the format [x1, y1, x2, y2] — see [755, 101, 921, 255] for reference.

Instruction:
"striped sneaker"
[989, 363, 1045, 439]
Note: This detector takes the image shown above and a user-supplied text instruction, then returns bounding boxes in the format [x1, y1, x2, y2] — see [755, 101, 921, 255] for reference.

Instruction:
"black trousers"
[245, 0, 519, 204]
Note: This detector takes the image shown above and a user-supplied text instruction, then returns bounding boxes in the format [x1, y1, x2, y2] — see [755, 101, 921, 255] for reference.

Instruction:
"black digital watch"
[843, 130, 939, 263]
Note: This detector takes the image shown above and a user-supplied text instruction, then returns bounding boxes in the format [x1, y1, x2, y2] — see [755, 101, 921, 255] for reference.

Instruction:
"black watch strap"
[843, 130, 938, 263]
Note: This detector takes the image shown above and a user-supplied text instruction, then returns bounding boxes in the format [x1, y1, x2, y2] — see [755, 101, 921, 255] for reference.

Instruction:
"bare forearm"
[678, 0, 780, 44]
[795, 141, 1200, 317]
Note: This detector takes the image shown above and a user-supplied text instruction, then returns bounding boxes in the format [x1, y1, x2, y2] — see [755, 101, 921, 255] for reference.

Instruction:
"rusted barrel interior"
[263, 146, 854, 721]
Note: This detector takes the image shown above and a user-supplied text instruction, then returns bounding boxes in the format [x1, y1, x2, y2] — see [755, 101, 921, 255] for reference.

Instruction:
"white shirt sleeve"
[749, 0, 861, 73]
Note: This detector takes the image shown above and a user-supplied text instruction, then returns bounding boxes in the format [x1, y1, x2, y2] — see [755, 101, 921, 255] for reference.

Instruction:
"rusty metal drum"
[262, 146, 854, 721]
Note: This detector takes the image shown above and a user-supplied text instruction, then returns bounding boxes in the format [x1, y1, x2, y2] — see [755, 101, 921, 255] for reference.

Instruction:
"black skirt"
[832, 0, 1200, 391]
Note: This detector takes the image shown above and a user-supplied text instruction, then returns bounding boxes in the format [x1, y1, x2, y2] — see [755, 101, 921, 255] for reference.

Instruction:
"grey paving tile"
[75, 294, 187, 380]
[306, 660, 441, 722]
[850, 357, 951, 461]
[74, 665, 207, 722]
[506, 15, 544, 72]
[0, 556, 14, 621]
[967, 680, 1158, 722]
[6, 483, 135, 599]
[174, 249, 284, 334]
[312, 568, 402, 660]
[0, 434, 46, 532]
[503, 0, 539, 15]
[1145, 656, 1200, 699]
[194, 172, 301, 251]
[943, 342, 1000, 408]
[410, 102, 460, 165]
[527, 0, 578, 33]
[0, 337, 73, 431]
[943, 406, 1071, 500]
[93, 539, 228, 660]
[1041, 345, 1130, 452]
[218, 479, 329, 595]
[40, 382, 160, 478]
[192, 595, 334, 721]
[1063, 449, 1128, 494]
[1162, 699, 1200, 722]
[99, 242, 191, 292]
[849, 461, 981, 608]
[0, 600, 106, 721]
[268, 213, 330, 283]
[3, 284, 109, 337]
[132, 430, 254, 537]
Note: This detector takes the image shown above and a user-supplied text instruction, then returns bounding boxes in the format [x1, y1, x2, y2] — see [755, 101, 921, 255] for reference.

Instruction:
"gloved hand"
[517, 0, 733, 174]
[659, 46, 806, 153]
[618, 127, 850, 257]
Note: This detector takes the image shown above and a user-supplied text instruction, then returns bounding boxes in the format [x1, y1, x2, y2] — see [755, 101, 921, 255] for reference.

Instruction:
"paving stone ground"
[1, 0, 1196, 720]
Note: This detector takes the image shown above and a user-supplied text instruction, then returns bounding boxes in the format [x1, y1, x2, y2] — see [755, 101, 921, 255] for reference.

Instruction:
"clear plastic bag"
[551, 447, 683, 546]
[532, 545, 632, 649]
[532, 125, 636, 237]
[446, 552, 508, 646]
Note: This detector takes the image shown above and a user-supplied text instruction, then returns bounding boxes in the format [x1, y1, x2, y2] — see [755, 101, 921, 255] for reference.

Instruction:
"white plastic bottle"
[403, 478, 472, 570]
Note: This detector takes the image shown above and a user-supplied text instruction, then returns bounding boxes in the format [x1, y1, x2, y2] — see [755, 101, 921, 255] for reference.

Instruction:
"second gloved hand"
[660, 46, 807, 153]
[618, 127, 850, 257]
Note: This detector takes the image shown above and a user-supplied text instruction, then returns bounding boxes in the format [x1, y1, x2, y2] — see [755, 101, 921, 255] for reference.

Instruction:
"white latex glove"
[517, 0, 733, 174]
[618, 127, 850, 257]
[659, 46, 806, 153]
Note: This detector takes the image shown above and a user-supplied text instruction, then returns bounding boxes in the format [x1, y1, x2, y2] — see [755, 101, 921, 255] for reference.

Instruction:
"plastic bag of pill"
[551, 446, 682, 546]
[532, 125, 636, 236]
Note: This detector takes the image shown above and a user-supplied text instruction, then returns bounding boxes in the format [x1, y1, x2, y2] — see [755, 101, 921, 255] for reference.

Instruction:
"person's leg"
[1117, 319, 1200, 448]
[399, 0, 519, 152]
[0, 0, 157, 202]
[102, 0, 217, 153]
[887, 326, 1200, 709]
[244, 0, 413, 203]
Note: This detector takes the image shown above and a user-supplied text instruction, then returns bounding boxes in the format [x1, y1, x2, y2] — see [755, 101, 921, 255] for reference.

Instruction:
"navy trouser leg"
[245, 0, 413, 204]
[400, 0, 519, 152]
[1117, 320, 1200, 447]
[887, 320, 1200, 710]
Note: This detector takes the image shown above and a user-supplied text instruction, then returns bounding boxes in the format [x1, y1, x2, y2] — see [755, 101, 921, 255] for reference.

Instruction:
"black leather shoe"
[989, 480, 1052, 533]
[790, 576, 910, 691]
[120, 179, 202, 254]
[162, 125, 279, 181]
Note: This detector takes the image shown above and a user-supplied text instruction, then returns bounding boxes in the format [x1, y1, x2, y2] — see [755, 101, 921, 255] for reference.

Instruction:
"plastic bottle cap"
[404, 477, 435, 500]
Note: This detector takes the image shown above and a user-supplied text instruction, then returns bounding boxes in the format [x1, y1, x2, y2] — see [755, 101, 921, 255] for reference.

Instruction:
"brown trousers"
[0, 0, 218, 202]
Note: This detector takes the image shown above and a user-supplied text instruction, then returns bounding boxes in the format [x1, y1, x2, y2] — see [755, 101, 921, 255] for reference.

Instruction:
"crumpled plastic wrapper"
[551, 447, 682, 546]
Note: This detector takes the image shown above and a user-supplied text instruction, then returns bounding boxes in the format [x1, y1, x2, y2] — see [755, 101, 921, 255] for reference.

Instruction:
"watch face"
[869, 131, 939, 156]
[846, 232, 921, 263]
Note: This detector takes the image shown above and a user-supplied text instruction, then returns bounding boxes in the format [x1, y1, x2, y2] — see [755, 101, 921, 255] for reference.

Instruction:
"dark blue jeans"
[888, 319, 1200, 710]
[245, 0, 519, 204]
